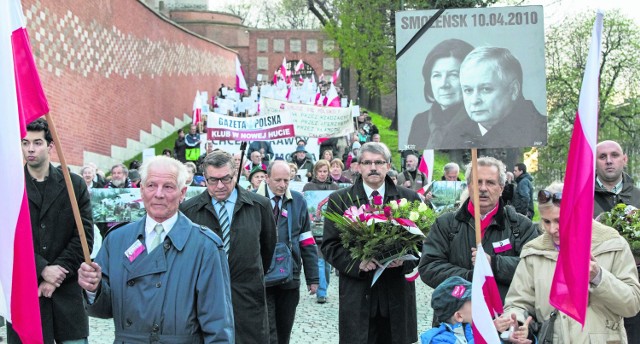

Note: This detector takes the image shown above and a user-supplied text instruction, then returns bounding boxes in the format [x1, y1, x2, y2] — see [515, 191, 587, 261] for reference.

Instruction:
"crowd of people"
[7, 110, 640, 344]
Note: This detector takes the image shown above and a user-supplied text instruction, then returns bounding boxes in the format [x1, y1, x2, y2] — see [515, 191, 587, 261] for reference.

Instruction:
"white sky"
[207, 0, 640, 26]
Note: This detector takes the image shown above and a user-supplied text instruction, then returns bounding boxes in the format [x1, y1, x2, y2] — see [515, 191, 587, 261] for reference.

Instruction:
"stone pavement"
[0, 273, 434, 344]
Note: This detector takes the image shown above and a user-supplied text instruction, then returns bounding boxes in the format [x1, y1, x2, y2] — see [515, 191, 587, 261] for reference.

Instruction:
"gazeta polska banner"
[208, 112, 296, 141]
[260, 97, 354, 138]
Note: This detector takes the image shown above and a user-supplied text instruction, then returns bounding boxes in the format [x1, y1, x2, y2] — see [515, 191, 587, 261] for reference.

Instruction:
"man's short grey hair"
[267, 160, 290, 176]
[461, 46, 523, 98]
[139, 156, 188, 189]
[443, 162, 460, 174]
[202, 150, 235, 175]
[464, 157, 506, 187]
[358, 142, 392, 162]
[111, 163, 128, 176]
[80, 166, 94, 175]
[387, 170, 398, 178]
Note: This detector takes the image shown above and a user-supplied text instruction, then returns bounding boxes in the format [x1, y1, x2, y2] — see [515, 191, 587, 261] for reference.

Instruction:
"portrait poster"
[395, 6, 547, 150]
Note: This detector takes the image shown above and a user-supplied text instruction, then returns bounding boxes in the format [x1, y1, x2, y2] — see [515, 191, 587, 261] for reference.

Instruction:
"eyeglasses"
[360, 160, 387, 167]
[206, 175, 234, 185]
[538, 190, 562, 206]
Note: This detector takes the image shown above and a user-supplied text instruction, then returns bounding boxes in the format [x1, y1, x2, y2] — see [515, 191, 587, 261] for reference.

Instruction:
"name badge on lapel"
[125, 240, 145, 262]
[281, 209, 288, 218]
[492, 238, 512, 253]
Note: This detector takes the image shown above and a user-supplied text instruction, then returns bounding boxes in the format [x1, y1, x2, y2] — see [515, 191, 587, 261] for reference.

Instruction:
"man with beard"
[106, 164, 133, 189]
[396, 152, 427, 192]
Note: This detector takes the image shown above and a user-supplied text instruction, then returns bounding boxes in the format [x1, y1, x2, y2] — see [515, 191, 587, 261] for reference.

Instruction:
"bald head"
[596, 140, 627, 189]
[266, 160, 291, 196]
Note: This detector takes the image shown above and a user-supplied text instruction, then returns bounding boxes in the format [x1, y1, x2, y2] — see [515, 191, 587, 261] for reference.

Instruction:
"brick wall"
[21, 0, 236, 168]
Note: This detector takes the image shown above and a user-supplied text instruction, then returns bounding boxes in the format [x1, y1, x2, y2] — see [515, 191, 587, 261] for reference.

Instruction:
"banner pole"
[471, 149, 482, 246]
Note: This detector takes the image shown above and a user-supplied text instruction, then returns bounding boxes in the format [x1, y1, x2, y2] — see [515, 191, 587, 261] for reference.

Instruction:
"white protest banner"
[208, 112, 296, 141]
[207, 137, 320, 162]
[260, 97, 354, 138]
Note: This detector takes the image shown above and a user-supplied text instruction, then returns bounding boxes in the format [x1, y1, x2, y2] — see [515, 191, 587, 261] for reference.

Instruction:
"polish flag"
[294, 59, 304, 73]
[235, 56, 247, 94]
[332, 68, 341, 84]
[273, 70, 278, 84]
[549, 11, 603, 326]
[299, 232, 316, 247]
[192, 91, 202, 125]
[280, 57, 287, 80]
[319, 73, 324, 83]
[325, 83, 340, 107]
[417, 150, 434, 194]
[314, 87, 321, 106]
[471, 244, 503, 344]
[0, 0, 45, 342]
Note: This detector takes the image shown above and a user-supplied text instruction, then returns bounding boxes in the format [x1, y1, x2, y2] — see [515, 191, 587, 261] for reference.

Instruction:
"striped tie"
[148, 223, 164, 252]
[218, 201, 231, 254]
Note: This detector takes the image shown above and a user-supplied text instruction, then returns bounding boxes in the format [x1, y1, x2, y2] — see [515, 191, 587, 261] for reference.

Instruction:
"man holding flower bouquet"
[322, 142, 422, 344]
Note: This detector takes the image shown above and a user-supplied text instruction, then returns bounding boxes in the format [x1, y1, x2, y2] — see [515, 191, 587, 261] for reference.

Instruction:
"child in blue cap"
[421, 276, 474, 344]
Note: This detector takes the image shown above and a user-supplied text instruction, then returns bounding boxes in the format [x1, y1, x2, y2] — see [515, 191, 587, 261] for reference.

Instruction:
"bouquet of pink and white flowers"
[324, 196, 436, 266]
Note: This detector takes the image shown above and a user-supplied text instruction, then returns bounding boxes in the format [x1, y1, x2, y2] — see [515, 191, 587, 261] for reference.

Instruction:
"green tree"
[538, 10, 640, 186]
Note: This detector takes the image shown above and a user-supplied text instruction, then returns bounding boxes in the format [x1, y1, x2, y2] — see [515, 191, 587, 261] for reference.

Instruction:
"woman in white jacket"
[504, 182, 640, 343]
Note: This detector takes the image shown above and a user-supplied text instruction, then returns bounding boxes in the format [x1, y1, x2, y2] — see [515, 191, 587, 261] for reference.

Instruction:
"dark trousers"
[625, 313, 640, 343]
[367, 312, 392, 344]
[266, 286, 300, 344]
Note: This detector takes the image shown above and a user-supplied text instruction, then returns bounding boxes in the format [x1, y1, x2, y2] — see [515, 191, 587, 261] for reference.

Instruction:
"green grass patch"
[123, 123, 191, 168]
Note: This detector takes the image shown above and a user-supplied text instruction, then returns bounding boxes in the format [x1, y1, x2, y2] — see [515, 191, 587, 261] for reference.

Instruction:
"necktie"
[148, 223, 164, 252]
[218, 201, 231, 254]
[272, 195, 281, 224]
[370, 190, 380, 204]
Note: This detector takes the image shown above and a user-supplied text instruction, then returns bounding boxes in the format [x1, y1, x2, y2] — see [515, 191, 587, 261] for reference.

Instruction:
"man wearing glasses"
[322, 142, 421, 344]
[180, 150, 277, 344]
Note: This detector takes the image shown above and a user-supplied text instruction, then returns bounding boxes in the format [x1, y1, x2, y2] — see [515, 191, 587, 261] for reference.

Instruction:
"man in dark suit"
[8, 118, 94, 344]
[322, 142, 420, 344]
[180, 150, 277, 344]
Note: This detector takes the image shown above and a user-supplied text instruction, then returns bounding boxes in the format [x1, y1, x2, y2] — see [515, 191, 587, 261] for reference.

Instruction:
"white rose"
[389, 200, 399, 210]
[409, 211, 419, 222]
[398, 198, 408, 208]
[418, 202, 428, 213]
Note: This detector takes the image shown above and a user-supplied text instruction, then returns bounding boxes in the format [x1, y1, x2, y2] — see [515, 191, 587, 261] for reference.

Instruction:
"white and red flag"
[192, 91, 202, 125]
[471, 244, 503, 344]
[298, 232, 316, 247]
[0, 0, 46, 342]
[417, 150, 434, 195]
[325, 83, 340, 107]
[332, 68, 341, 84]
[294, 59, 304, 73]
[280, 57, 287, 80]
[235, 56, 247, 94]
[549, 11, 603, 326]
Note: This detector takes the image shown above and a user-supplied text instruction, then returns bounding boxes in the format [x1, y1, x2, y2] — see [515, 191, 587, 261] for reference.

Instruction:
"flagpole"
[471, 149, 482, 245]
[45, 113, 92, 264]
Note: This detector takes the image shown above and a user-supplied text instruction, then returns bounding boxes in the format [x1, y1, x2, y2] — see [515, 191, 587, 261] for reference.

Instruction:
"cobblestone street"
[1, 274, 434, 343]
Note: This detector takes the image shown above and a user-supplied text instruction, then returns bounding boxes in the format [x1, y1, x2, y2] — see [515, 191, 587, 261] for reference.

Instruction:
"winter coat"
[180, 187, 277, 344]
[594, 173, 640, 218]
[419, 199, 539, 303]
[420, 322, 474, 344]
[256, 183, 319, 289]
[504, 221, 640, 343]
[397, 170, 428, 192]
[322, 175, 420, 344]
[88, 214, 235, 343]
[513, 172, 534, 218]
[408, 103, 464, 150]
[25, 164, 94, 343]
[174, 137, 187, 163]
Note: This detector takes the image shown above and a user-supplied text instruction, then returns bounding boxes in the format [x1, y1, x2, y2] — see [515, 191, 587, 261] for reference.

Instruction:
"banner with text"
[260, 98, 354, 138]
[208, 112, 296, 141]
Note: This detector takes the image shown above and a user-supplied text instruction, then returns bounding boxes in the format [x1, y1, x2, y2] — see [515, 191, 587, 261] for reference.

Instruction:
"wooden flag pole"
[45, 113, 92, 264]
[471, 149, 482, 246]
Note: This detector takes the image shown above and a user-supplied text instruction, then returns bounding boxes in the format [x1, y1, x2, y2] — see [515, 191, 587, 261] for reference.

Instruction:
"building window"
[257, 38, 268, 52]
[307, 39, 318, 53]
[257, 56, 268, 71]
[273, 39, 285, 53]
[323, 57, 334, 71]
[323, 40, 335, 52]
[290, 39, 301, 53]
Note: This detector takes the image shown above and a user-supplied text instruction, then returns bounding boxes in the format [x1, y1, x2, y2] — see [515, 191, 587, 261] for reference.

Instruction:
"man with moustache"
[180, 150, 277, 344]
[396, 152, 427, 192]
[419, 157, 539, 325]
[322, 142, 421, 344]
